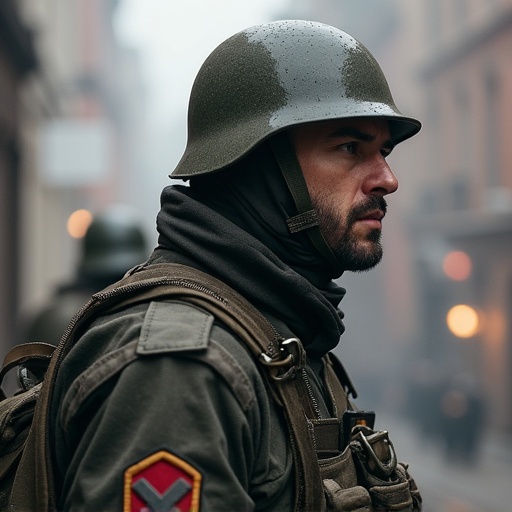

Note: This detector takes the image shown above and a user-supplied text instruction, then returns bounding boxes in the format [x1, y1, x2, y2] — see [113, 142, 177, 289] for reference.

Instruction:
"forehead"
[290, 117, 391, 139]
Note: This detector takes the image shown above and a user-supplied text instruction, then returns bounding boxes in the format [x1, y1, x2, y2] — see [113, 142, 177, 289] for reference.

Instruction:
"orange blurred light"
[67, 209, 93, 238]
[446, 304, 480, 338]
[443, 250, 472, 281]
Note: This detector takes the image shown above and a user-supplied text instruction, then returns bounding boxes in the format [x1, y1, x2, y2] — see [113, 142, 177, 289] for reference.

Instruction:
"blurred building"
[0, 1, 37, 353]
[0, 0, 147, 356]
[411, 1, 512, 436]
[281, 0, 512, 438]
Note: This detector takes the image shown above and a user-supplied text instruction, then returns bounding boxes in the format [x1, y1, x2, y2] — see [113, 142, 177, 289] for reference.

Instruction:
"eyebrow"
[326, 127, 395, 149]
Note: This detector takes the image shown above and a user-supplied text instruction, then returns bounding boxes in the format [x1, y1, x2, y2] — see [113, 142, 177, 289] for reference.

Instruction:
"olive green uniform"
[51, 298, 334, 510]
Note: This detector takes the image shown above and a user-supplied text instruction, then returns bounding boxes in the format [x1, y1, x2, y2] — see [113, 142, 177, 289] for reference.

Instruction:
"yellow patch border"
[124, 450, 202, 512]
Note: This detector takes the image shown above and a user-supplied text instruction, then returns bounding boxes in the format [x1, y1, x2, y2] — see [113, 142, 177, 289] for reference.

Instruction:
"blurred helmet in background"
[78, 204, 148, 284]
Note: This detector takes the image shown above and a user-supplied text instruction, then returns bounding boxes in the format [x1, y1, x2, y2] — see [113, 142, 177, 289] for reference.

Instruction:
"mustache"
[348, 196, 388, 224]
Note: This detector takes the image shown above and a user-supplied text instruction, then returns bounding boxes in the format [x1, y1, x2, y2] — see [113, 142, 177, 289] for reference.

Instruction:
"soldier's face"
[290, 118, 398, 271]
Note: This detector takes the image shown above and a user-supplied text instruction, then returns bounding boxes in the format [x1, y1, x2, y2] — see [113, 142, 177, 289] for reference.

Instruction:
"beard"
[312, 195, 387, 272]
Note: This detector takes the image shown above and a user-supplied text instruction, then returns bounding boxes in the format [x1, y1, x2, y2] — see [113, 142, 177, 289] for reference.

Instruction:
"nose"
[362, 158, 398, 196]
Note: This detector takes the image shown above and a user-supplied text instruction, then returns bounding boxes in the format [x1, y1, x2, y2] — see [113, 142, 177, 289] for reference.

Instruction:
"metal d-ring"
[259, 337, 305, 381]
[354, 427, 398, 480]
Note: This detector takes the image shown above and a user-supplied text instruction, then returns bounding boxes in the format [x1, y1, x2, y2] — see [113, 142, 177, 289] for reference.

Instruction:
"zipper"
[96, 277, 227, 303]
[301, 367, 322, 419]
[267, 323, 285, 358]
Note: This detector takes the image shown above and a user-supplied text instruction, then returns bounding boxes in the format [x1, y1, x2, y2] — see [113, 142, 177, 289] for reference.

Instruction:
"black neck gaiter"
[154, 142, 346, 357]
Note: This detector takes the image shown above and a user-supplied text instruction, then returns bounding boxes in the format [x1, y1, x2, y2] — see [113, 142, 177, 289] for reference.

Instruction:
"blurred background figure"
[22, 205, 148, 345]
[438, 371, 486, 467]
[404, 357, 445, 446]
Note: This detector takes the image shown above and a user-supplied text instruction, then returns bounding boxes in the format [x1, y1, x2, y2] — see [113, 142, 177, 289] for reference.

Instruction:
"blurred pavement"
[377, 414, 512, 512]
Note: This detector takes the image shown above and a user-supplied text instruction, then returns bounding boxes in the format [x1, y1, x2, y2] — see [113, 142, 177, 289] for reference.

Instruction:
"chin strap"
[270, 132, 342, 275]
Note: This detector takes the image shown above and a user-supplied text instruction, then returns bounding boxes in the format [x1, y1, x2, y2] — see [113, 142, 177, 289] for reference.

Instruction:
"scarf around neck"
[153, 143, 346, 357]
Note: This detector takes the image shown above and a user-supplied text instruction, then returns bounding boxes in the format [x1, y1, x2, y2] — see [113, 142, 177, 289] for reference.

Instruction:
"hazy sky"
[112, 0, 291, 228]
[114, 0, 289, 125]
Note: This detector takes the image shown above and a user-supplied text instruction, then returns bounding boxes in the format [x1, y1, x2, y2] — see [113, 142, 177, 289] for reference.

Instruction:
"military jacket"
[51, 297, 334, 510]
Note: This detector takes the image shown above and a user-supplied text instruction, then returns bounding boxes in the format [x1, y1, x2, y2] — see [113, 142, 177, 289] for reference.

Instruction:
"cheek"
[311, 177, 359, 210]
[298, 153, 361, 206]
[298, 151, 340, 192]
[310, 185, 352, 224]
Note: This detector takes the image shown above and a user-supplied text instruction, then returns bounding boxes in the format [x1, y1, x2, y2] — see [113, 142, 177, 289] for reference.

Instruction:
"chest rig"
[9, 263, 422, 511]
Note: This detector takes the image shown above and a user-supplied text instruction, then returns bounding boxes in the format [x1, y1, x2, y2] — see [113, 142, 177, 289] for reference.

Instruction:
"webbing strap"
[270, 133, 313, 218]
[287, 210, 320, 234]
[311, 418, 342, 458]
[327, 352, 358, 401]
[278, 381, 326, 511]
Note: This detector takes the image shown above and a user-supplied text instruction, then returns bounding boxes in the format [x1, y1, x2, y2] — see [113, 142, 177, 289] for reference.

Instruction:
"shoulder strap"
[0, 342, 55, 401]
[11, 263, 326, 511]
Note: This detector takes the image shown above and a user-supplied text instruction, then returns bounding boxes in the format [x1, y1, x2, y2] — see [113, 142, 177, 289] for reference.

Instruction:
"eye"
[340, 142, 358, 155]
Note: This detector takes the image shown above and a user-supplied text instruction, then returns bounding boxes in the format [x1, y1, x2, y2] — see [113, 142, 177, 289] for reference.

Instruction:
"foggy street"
[2, 1, 512, 510]
[378, 414, 512, 512]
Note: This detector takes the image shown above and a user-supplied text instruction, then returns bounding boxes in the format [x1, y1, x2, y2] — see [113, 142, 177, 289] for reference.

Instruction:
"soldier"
[24, 205, 148, 345]
[50, 20, 422, 511]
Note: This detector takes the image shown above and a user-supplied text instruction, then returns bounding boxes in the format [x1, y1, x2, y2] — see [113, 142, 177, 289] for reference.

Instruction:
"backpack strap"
[10, 263, 329, 511]
[0, 342, 55, 401]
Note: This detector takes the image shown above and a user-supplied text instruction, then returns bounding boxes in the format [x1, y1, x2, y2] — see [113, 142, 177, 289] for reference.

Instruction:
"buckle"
[351, 425, 397, 480]
[259, 338, 305, 381]
[17, 366, 41, 391]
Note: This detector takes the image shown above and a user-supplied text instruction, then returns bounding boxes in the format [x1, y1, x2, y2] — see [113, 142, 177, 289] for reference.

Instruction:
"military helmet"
[78, 205, 148, 281]
[172, 19, 421, 179]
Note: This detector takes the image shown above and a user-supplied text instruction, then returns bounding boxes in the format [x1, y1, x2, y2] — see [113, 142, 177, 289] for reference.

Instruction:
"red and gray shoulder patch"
[124, 450, 202, 512]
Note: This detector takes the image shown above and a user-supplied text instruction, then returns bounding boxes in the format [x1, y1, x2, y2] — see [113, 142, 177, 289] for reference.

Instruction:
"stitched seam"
[205, 339, 256, 411]
[138, 301, 158, 351]
[60, 340, 139, 430]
